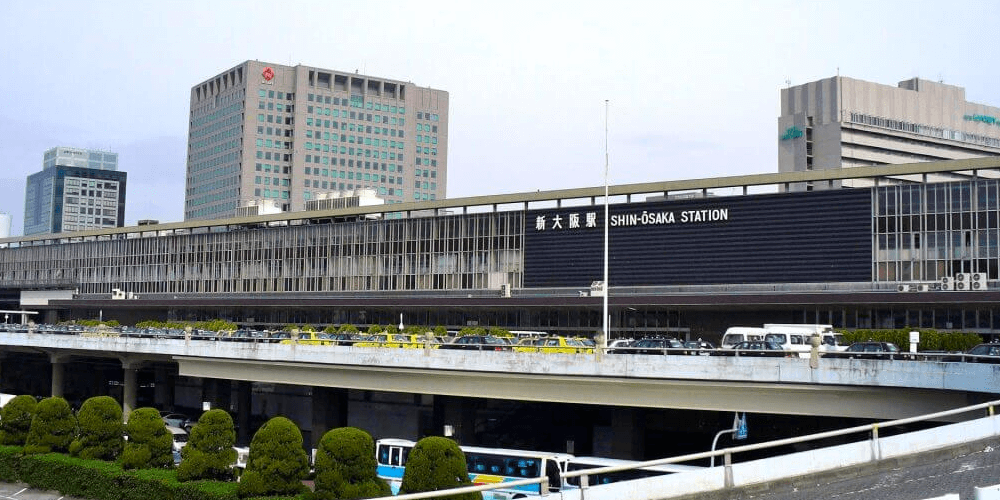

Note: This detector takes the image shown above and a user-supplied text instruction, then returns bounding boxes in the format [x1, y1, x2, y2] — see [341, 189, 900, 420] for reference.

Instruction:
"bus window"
[545, 460, 561, 493]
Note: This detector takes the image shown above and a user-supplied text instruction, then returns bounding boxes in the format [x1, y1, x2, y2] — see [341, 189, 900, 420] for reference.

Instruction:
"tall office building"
[23, 147, 126, 236]
[778, 76, 1000, 189]
[184, 61, 449, 221]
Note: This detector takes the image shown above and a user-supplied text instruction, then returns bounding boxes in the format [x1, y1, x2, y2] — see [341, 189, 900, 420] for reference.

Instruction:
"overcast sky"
[1, 0, 998, 236]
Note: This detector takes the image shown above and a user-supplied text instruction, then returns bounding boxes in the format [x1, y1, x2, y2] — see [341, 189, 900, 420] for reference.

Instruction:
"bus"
[562, 456, 702, 487]
[375, 438, 571, 499]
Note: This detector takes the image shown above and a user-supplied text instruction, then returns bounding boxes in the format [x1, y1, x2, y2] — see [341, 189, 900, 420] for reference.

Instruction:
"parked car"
[610, 337, 685, 355]
[712, 340, 789, 357]
[824, 341, 902, 360]
[356, 333, 438, 349]
[161, 412, 195, 432]
[325, 332, 367, 346]
[682, 339, 716, 355]
[513, 336, 593, 354]
[439, 335, 512, 351]
[963, 343, 1000, 363]
[279, 331, 330, 345]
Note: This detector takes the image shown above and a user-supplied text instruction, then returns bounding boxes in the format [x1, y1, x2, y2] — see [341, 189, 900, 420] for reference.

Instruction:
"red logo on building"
[262, 67, 274, 81]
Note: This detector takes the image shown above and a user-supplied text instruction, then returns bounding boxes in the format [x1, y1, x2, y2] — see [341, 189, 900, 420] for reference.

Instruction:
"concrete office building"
[778, 76, 1000, 190]
[184, 60, 449, 221]
[23, 147, 126, 236]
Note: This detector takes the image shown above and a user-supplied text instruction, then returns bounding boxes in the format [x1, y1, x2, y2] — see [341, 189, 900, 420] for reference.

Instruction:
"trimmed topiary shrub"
[399, 436, 480, 500]
[0, 395, 37, 445]
[311, 427, 390, 500]
[23, 396, 77, 455]
[177, 409, 237, 482]
[121, 407, 173, 469]
[69, 395, 124, 460]
[237, 416, 309, 498]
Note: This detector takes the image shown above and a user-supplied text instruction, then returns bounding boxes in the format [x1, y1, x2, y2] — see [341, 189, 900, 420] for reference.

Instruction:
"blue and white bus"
[375, 438, 571, 499]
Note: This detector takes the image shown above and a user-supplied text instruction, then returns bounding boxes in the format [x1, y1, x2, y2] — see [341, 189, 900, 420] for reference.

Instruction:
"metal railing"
[367, 399, 1000, 500]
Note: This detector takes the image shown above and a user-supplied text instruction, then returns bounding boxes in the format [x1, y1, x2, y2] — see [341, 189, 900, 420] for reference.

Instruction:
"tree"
[338, 324, 359, 334]
[399, 436, 480, 500]
[311, 427, 390, 500]
[177, 409, 238, 481]
[237, 416, 309, 498]
[69, 396, 123, 460]
[120, 407, 173, 469]
[0, 395, 37, 445]
[24, 397, 77, 455]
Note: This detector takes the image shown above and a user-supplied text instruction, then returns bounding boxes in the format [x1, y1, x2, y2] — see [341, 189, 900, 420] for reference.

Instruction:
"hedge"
[837, 329, 982, 352]
[0, 446, 239, 500]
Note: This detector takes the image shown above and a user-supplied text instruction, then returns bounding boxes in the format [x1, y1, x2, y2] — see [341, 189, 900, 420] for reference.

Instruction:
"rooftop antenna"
[785, 78, 791, 88]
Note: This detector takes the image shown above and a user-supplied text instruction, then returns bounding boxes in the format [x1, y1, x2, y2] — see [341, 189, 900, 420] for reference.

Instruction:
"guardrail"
[365, 399, 1000, 500]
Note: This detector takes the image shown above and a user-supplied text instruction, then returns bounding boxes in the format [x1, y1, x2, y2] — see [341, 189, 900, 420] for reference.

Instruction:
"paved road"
[0, 483, 84, 500]
[716, 437, 1000, 500]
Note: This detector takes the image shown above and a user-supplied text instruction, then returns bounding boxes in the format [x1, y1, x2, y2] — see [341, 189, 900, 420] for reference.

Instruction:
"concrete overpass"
[0, 332, 995, 421]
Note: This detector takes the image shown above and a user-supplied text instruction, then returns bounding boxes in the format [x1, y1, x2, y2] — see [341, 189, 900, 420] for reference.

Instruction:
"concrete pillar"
[153, 365, 173, 410]
[311, 387, 349, 449]
[201, 378, 232, 416]
[49, 354, 68, 398]
[610, 408, 645, 459]
[236, 381, 252, 446]
[122, 366, 138, 419]
[433, 396, 479, 446]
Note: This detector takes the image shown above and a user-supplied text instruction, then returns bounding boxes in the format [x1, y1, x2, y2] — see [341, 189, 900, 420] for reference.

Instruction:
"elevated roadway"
[0, 332, 995, 420]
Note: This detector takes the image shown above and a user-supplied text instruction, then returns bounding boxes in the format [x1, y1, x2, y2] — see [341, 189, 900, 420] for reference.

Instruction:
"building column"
[609, 407, 645, 459]
[433, 396, 479, 446]
[235, 381, 252, 446]
[201, 378, 232, 416]
[120, 357, 142, 420]
[153, 365, 174, 410]
[311, 387, 349, 450]
[49, 354, 70, 398]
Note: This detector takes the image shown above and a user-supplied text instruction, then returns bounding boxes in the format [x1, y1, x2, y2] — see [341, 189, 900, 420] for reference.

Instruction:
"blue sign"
[734, 413, 748, 440]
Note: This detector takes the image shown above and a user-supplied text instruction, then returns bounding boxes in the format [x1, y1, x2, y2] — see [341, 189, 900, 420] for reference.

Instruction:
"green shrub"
[366, 325, 386, 334]
[838, 329, 982, 352]
[433, 326, 447, 336]
[311, 427, 390, 500]
[458, 327, 485, 336]
[237, 416, 309, 498]
[488, 327, 511, 338]
[24, 397, 77, 455]
[323, 325, 338, 333]
[121, 407, 173, 470]
[178, 409, 238, 482]
[69, 396, 124, 461]
[0, 395, 37, 445]
[399, 436, 480, 500]
[338, 324, 359, 334]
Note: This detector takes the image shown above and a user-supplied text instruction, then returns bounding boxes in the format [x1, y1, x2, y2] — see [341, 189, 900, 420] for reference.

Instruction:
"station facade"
[3, 158, 1000, 341]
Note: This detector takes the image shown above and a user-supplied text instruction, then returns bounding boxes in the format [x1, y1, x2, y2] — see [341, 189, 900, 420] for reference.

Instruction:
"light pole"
[601, 100, 610, 353]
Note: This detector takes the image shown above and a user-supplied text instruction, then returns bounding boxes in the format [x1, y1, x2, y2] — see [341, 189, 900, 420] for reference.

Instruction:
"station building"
[3, 158, 1000, 341]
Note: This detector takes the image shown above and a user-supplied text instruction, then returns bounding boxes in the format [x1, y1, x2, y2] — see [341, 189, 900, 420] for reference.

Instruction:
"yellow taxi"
[513, 336, 593, 354]
[355, 333, 438, 349]
[279, 331, 330, 345]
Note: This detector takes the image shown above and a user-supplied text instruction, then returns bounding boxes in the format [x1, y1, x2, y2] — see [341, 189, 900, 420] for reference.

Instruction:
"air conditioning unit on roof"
[941, 276, 954, 291]
[897, 284, 911, 292]
[917, 284, 930, 292]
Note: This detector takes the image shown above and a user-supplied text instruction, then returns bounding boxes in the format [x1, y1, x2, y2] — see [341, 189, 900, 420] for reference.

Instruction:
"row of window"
[849, 111, 1000, 149]
[306, 93, 406, 115]
[254, 188, 290, 199]
[305, 175, 402, 187]
[258, 89, 294, 101]
[304, 131, 407, 149]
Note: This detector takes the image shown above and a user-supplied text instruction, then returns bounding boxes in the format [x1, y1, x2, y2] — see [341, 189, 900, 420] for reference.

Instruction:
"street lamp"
[601, 100, 610, 353]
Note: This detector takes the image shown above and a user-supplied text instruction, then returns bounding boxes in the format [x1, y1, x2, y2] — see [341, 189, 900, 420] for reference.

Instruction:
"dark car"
[682, 339, 717, 355]
[712, 340, 789, 357]
[326, 332, 367, 346]
[439, 335, 512, 351]
[964, 343, 1000, 363]
[610, 337, 685, 355]
[826, 341, 902, 360]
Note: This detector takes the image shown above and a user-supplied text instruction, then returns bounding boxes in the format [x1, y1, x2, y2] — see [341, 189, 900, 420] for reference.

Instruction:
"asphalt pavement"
[691, 436, 1000, 500]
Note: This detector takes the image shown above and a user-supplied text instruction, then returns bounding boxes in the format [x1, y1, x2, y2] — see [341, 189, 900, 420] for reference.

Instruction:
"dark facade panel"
[524, 189, 872, 287]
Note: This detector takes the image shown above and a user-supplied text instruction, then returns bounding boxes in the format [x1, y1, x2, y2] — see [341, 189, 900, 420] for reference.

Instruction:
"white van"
[721, 327, 767, 348]
[762, 324, 846, 357]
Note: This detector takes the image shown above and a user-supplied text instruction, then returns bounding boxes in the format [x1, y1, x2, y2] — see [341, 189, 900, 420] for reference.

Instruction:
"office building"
[184, 60, 449, 221]
[778, 76, 1000, 190]
[23, 147, 126, 236]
